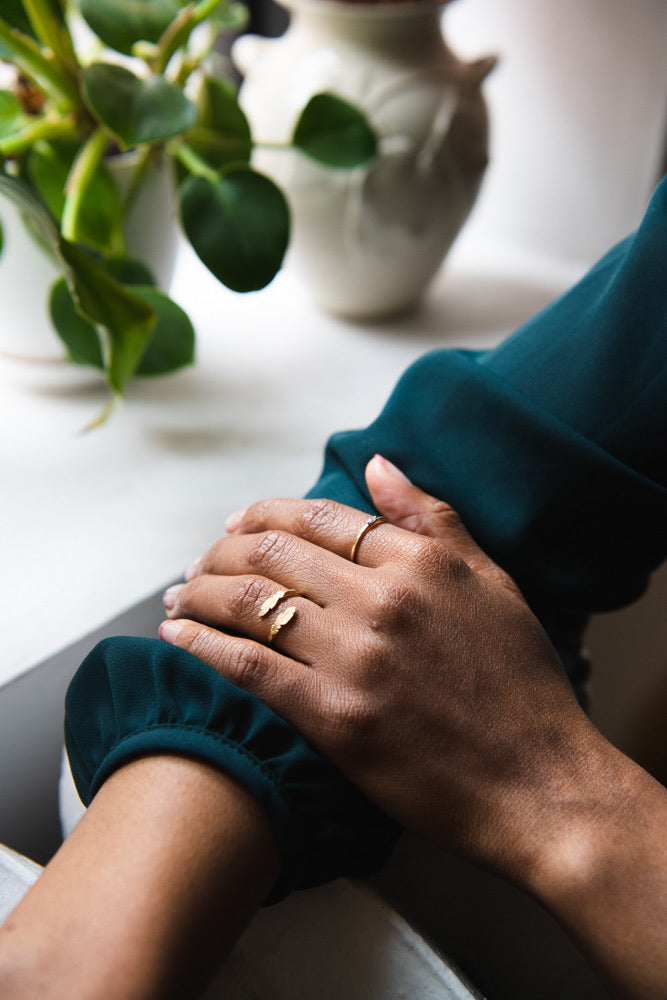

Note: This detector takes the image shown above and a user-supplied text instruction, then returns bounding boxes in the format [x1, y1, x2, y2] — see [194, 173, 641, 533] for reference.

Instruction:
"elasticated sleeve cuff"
[65, 636, 400, 904]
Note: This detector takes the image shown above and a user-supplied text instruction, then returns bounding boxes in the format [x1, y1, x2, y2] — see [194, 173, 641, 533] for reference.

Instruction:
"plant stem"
[22, 0, 78, 77]
[0, 115, 78, 156]
[61, 127, 109, 242]
[171, 140, 219, 182]
[152, 0, 225, 76]
[0, 18, 78, 110]
[83, 391, 122, 432]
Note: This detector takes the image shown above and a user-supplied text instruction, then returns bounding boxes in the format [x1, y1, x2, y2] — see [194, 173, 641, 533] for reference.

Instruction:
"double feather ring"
[258, 587, 299, 642]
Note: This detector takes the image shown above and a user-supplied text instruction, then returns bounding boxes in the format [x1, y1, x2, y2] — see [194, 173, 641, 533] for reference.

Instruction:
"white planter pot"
[0, 153, 179, 360]
[234, 0, 495, 318]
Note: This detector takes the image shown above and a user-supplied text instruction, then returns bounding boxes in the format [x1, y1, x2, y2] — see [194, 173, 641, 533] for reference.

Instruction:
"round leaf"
[292, 93, 377, 169]
[83, 63, 197, 148]
[186, 74, 251, 169]
[133, 286, 195, 375]
[179, 167, 289, 293]
[49, 275, 105, 368]
[80, 0, 184, 55]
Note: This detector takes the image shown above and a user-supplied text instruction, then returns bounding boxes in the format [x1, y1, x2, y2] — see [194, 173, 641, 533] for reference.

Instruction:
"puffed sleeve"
[308, 178, 667, 652]
[65, 636, 400, 904]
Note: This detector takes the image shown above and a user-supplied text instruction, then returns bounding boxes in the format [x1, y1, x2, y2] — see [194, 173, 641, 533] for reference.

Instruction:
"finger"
[210, 498, 414, 571]
[159, 619, 320, 735]
[191, 529, 363, 604]
[162, 574, 329, 662]
[365, 454, 518, 590]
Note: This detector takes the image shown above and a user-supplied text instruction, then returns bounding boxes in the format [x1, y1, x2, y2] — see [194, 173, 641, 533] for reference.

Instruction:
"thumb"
[365, 455, 516, 589]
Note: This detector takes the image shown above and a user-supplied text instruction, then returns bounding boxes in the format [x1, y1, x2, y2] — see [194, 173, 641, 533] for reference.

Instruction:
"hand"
[160, 456, 667, 998]
[159, 455, 588, 886]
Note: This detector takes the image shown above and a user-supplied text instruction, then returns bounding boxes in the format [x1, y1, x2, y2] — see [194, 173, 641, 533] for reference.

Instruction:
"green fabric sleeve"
[65, 637, 400, 904]
[65, 181, 665, 902]
[308, 178, 667, 635]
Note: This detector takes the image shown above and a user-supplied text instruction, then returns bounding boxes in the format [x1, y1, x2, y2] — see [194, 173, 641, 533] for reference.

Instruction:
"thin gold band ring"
[349, 515, 389, 563]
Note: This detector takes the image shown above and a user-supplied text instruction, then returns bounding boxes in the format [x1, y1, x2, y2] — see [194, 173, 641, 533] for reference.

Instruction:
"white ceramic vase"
[233, 0, 495, 318]
[0, 153, 178, 360]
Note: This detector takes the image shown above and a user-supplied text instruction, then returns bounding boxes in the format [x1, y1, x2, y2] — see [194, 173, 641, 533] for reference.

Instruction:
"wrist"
[508, 730, 667, 999]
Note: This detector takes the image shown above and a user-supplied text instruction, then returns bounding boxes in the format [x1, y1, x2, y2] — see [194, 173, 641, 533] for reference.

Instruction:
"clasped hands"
[159, 454, 594, 892]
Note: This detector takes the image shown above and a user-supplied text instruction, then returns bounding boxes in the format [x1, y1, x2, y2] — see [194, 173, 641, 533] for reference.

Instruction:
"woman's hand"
[160, 455, 667, 998]
[159, 456, 591, 886]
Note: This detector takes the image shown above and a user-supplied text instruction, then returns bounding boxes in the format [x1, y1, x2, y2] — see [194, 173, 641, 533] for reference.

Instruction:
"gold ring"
[268, 606, 297, 642]
[258, 588, 299, 619]
[350, 515, 389, 563]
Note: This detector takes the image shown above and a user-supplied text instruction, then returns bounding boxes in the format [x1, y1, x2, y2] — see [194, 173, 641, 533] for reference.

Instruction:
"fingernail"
[374, 454, 412, 484]
[185, 558, 201, 581]
[225, 507, 247, 533]
[162, 584, 184, 611]
[159, 619, 182, 643]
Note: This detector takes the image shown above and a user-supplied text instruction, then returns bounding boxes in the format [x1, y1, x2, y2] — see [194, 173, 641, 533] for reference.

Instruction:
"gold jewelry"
[349, 515, 389, 563]
[258, 588, 298, 619]
[268, 606, 297, 642]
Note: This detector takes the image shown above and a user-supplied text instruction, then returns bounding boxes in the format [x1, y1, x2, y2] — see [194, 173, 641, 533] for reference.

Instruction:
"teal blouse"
[65, 177, 667, 901]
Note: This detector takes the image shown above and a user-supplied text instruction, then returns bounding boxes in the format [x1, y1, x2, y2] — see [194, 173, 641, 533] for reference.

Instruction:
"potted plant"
[0, 0, 376, 420]
[234, 0, 496, 319]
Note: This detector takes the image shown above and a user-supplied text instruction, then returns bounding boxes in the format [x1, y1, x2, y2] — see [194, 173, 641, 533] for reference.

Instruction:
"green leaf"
[179, 166, 289, 293]
[79, 0, 184, 56]
[48, 253, 161, 369]
[187, 74, 251, 169]
[28, 140, 122, 251]
[58, 238, 157, 393]
[26, 141, 71, 220]
[133, 286, 194, 375]
[82, 63, 197, 148]
[0, 89, 25, 137]
[104, 255, 156, 286]
[0, 170, 59, 253]
[49, 275, 105, 368]
[292, 93, 377, 169]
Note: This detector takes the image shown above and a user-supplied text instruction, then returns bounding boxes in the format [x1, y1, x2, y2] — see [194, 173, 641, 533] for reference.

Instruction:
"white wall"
[446, 0, 667, 266]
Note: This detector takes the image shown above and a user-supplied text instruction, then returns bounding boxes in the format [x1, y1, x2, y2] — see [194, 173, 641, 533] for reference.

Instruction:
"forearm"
[0, 755, 280, 1000]
[514, 730, 667, 1000]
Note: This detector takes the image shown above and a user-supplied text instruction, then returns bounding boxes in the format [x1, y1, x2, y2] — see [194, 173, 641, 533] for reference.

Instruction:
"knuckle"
[426, 541, 469, 582]
[229, 642, 266, 691]
[187, 625, 224, 665]
[173, 576, 207, 617]
[245, 497, 276, 528]
[321, 687, 381, 750]
[430, 498, 463, 527]
[295, 498, 340, 537]
[247, 530, 293, 572]
[226, 576, 267, 619]
[366, 576, 424, 632]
